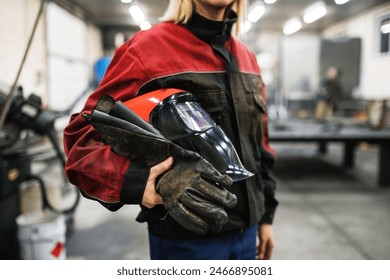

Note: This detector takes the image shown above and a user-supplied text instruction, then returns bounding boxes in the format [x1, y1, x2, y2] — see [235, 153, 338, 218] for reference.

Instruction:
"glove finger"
[193, 180, 237, 209]
[195, 159, 233, 188]
[181, 188, 229, 233]
[174, 148, 228, 185]
[166, 202, 210, 235]
[203, 172, 233, 188]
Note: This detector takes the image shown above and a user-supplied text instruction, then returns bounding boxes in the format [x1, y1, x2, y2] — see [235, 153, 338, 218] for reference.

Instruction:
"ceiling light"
[381, 21, 390, 34]
[140, 21, 152, 30]
[303, 2, 327, 24]
[335, 0, 351, 5]
[283, 18, 302, 35]
[247, 2, 266, 23]
[129, 5, 145, 23]
[120, 0, 132, 3]
[240, 20, 252, 34]
[264, 0, 277, 4]
[114, 32, 126, 47]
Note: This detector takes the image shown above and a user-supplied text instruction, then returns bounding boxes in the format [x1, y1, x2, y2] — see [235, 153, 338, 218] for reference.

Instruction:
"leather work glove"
[155, 148, 235, 234]
[83, 95, 237, 235]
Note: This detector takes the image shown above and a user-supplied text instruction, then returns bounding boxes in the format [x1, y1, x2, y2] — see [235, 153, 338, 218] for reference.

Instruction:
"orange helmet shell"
[123, 88, 185, 122]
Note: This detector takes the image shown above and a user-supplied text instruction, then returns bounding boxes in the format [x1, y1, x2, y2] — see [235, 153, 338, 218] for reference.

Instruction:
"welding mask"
[124, 88, 253, 182]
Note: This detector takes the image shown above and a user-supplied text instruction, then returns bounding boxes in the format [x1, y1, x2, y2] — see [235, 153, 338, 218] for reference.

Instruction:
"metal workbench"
[269, 118, 390, 187]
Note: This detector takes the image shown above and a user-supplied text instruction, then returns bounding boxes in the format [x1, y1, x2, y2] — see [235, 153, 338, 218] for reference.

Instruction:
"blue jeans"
[148, 225, 257, 260]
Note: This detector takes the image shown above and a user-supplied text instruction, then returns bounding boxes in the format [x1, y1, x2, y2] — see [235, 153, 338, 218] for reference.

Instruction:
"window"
[379, 16, 390, 54]
[46, 2, 89, 111]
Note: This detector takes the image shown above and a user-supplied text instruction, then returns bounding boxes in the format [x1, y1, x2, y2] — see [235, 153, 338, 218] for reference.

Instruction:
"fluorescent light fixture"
[129, 5, 145, 23]
[303, 2, 327, 24]
[264, 0, 277, 4]
[283, 18, 302, 35]
[114, 32, 126, 47]
[247, 2, 266, 23]
[240, 20, 252, 34]
[121, 0, 132, 3]
[140, 21, 152, 30]
[335, 0, 351, 5]
[381, 21, 390, 34]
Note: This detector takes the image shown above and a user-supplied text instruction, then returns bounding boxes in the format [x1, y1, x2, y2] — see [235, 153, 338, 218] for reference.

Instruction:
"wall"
[0, 0, 103, 107]
[322, 3, 390, 100]
[280, 34, 320, 101]
[243, 30, 320, 118]
[251, 31, 281, 104]
[0, 0, 47, 100]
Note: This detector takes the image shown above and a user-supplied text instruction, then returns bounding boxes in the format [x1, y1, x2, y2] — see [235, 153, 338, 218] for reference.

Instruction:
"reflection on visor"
[175, 102, 215, 132]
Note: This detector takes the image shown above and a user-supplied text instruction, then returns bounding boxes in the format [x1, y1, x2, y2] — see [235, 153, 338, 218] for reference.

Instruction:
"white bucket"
[16, 210, 66, 260]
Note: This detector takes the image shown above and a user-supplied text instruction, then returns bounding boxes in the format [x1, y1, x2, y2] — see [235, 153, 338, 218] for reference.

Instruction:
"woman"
[63, 0, 278, 260]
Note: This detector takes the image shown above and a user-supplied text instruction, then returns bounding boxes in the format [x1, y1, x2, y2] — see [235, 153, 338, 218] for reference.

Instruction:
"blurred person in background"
[316, 66, 345, 118]
[63, 0, 278, 260]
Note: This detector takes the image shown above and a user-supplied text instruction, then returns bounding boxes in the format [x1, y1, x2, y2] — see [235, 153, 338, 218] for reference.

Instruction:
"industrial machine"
[0, 87, 80, 259]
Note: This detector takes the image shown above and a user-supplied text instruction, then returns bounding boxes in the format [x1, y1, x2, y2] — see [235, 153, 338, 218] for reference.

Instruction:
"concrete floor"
[40, 142, 390, 260]
[270, 143, 390, 260]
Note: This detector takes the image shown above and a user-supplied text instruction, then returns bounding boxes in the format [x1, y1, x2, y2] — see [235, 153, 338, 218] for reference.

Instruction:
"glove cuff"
[121, 160, 150, 204]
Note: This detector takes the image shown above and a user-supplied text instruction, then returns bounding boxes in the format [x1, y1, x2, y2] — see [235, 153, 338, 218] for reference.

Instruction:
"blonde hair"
[160, 0, 246, 35]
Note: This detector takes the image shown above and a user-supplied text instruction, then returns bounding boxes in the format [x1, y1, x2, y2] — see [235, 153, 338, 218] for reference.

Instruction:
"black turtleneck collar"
[186, 10, 237, 46]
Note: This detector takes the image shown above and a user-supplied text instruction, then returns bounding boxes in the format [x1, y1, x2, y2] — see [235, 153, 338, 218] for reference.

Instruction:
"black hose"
[25, 174, 80, 215]
[47, 129, 66, 169]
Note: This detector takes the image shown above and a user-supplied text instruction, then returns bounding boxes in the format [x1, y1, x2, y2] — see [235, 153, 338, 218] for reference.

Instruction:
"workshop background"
[1, 0, 390, 260]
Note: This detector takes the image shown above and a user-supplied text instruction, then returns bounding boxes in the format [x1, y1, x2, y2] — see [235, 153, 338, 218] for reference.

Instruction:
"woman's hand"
[141, 157, 174, 208]
[257, 224, 275, 260]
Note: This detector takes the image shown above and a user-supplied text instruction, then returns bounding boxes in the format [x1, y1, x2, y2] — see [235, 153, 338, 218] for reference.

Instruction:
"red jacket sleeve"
[63, 39, 150, 210]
